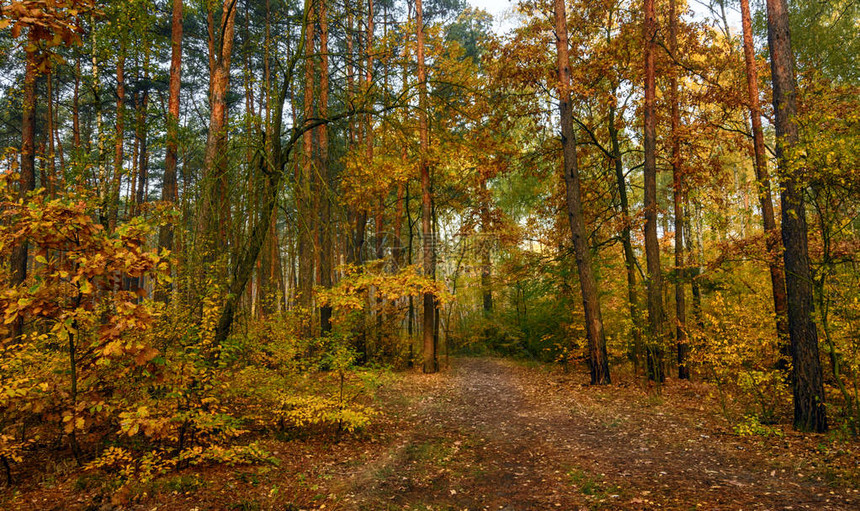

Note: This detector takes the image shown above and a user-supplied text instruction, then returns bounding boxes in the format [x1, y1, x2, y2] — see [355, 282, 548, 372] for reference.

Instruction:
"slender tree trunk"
[129, 99, 139, 216]
[765, 0, 827, 432]
[393, 184, 405, 268]
[480, 178, 493, 315]
[668, 0, 688, 379]
[416, 0, 436, 374]
[407, 183, 415, 344]
[609, 99, 643, 373]
[739, 0, 790, 366]
[643, 0, 665, 382]
[553, 0, 610, 384]
[9, 31, 39, 342]
[109, 55, 125, 231]
[298, 0, 316, 311]
[135, 83, 149, 209]
[91, 19, 107, 220]
[201, 0, 237, 248]
[51, 71, 64, 183]
[45, 71, 56, 194]
[73, 56, 81, 151]
[362, 0, 375, 269]
[318, 0, 333, 334]
[375, 207, 384, 342]
[158, 0, 183, 302]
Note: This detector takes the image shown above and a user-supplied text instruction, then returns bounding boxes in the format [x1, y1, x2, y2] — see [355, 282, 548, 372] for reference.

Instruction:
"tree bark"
[9, 30, 39, 342]
[108, 54, 125, 232]
[298, 0, 316, 310]
[318, 0, 333, 334]
[479, 178, 493, 315]
[416, 0, 436, 374]
[668, 0, 689, 379]
[73, 56, 81, 151]
[739, 0, 790, 366]
[158, 0, 183, 302]
[765, 0, 827, 432]
[45, 70, 56, 194]
[643, 0, 665, 382]
[200, 0, 237, 248]
[609, 97, 643, 374]
[553, 0, 610, 384]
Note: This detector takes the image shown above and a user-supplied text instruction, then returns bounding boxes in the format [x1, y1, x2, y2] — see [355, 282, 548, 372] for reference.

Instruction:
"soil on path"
[7, 357, 858, 510]
[341, 357, 859, 510]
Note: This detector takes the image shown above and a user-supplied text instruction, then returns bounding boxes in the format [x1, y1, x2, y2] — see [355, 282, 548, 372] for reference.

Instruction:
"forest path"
[344, 357, 857, 510]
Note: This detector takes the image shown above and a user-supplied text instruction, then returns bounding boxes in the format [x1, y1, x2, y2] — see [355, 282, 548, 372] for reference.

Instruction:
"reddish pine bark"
[643, 0, 665, 382]
[739, 0, 790, 363]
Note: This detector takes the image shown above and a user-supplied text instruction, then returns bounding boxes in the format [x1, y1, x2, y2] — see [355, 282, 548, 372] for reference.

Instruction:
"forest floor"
[4, 357, 860, 510]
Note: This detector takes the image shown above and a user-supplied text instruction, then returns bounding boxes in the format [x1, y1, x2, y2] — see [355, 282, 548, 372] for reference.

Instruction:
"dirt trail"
[346, 357, 858, 510]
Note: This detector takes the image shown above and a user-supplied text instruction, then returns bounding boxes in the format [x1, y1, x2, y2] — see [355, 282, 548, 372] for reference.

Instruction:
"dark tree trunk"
[108, 54, 125, 232]
[318, 0, 333, 334]
[554, 0, 610, 384]
[480, 178, 493, 315]
[9, 31, 39, 343]
[765, 0, 827, 432]
[609, 98, 643, 374]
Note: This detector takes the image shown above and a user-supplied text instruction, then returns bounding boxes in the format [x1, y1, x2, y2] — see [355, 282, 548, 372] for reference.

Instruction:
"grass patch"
[157, 474, 204, 493]
[566, 468, 624, 503]
[405, 437, 455, 465]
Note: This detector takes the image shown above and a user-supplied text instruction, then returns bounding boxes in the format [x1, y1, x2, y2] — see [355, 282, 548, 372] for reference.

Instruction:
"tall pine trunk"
[553, 0, 610, 385]
[669, 0, 689, 379]
[739, 0, 790, 366]
[201, 0, 237, 248]
[643, 0, 665, 382]
[765, 0, 827, 432]
[9, 30, 39, 343]
[416, 0, 436, 374]
[298, 0, 316, 311]
[108, 53, 125, 232]
[318, 0, 333, 334]
[158, 0, 183, 302]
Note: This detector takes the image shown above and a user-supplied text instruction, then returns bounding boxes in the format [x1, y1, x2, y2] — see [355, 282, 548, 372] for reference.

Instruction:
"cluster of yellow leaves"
[0, 1, 97, 73]
[688, 290, 789, 424]
[276, 394, 375, 433]
[0, 174, 168, 472]
[317, 263, 448, 314]
[85, 443, 273, 483]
